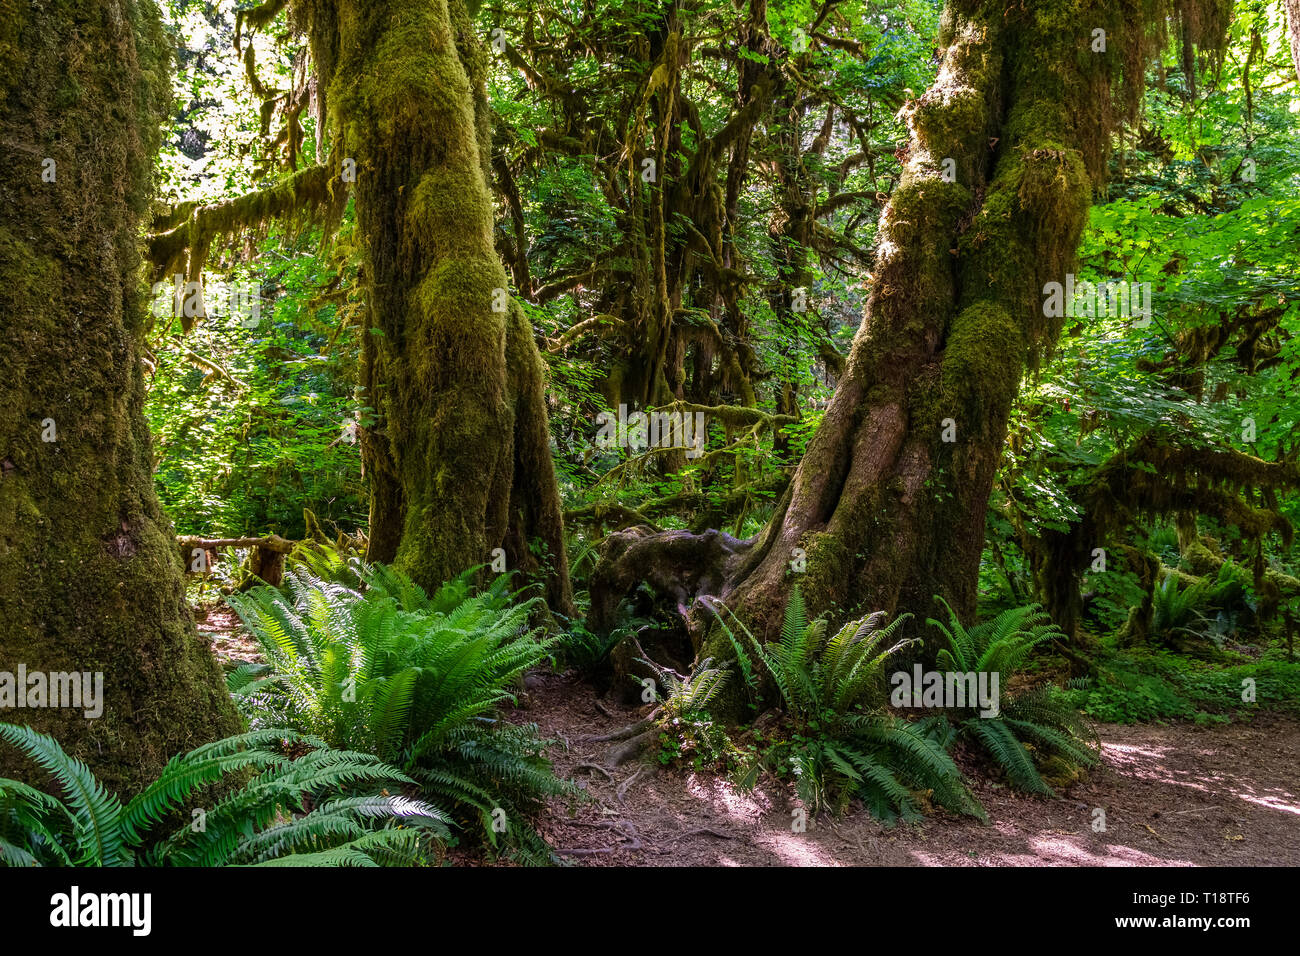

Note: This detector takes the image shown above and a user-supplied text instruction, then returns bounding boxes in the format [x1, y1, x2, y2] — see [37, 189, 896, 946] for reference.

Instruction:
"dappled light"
[1, 0, 1297, 913]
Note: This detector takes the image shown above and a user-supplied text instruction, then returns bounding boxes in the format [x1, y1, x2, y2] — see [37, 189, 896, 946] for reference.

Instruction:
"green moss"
[297, 0, 570, 607]
[0, 0, 240, 797]
[407, 167, 494, 253]
[941, 301, 1025, 427]
[911, 85, 990, 153]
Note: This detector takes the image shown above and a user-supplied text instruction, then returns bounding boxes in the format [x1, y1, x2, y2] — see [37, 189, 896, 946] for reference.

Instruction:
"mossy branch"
[547, 314, 627, 353]
[147, 164, 340, 278]
[652, 401, 796, 430]
[566, 475, 788, 533]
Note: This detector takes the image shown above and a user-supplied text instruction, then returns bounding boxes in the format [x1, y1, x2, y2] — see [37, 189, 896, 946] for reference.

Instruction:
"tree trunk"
[0, 0, 241, 795]
[590, 1, 1228, 667]
[307, 0, 573, 613]
[1285, 0, 1300, 85]
[707, 1, 1097, 649]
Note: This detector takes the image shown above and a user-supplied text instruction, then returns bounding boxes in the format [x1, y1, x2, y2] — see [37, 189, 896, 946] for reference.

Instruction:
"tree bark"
[303, 0, 573, 613]
[591, 1, 1229, 667]
[711, 2, 1092, 648]
[0, 0, 241, 795]
[1285, 0, 1300, 85]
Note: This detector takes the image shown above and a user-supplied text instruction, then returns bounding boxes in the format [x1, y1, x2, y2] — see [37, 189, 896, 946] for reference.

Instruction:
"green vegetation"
[0, 725, 443, 867]
[712, 591, 983, 823]
[1067, 648, 1300, 724]
[5, 0, 1300, 874]
[226, 562, 570, 863]
[928, 601, 1100, 795]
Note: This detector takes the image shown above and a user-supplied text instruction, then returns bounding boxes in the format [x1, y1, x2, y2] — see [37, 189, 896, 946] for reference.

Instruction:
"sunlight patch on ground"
[684, 773, 771, 822]
[1102, 741, 1223, 796]
[1233, 790, 1300, 816]
[754, 830, 845, 867]
[1101, 741, 1172, 768]
[907, 838, 1194, 866]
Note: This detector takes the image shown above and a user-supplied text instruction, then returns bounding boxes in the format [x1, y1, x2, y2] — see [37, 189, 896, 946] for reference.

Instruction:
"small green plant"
[1067, 649, 1300, 723]
[0, 725, 444, 867]
[642, 657, 737, 769]
[226, 562, 571, 863]
[710, 591, 982, 823]
[1151, 574, 1214, 644]
[556, 619, 624, 670]
[1064, 669, 1197, 723]
[928, 599, 1099, 795]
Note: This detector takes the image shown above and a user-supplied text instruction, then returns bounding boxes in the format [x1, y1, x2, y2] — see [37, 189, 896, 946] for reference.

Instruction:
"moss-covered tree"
[0, 0, 241, 794]
[184, 0, 575, 613]
[591, 0, 1233, 662]
[718, 0, 1233, 644]
[1285, 0, 1300, 83]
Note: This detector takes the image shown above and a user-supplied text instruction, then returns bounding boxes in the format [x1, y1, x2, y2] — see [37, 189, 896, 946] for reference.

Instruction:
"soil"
[517, 670, 1300, 867]
[201, 603, 1300, 867]
[196, 602, 262, 666]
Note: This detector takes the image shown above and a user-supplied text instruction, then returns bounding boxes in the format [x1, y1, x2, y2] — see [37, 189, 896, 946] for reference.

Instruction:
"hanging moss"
[147, 163, 341, 284]
[1028, 426, 1298, 643]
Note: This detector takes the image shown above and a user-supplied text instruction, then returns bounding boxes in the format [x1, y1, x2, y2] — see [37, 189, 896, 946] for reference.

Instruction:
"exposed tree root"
[573, 762, 615, 782]
[608, 730, 658, 767]
[582, 712, 659, 743]
[554, 819, 642, 856]
[616, 766, 647, 806]
[663, 827, 734, 843]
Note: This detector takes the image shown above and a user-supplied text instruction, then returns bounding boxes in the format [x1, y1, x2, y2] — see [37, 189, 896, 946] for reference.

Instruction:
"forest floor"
[520, 671, 1300, 867]
[199, 604, 1300, 867]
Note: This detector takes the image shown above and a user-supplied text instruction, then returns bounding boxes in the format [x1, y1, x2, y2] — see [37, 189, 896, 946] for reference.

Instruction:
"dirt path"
[200, 605, 1299, 866]
[519, 670, 1300, 867]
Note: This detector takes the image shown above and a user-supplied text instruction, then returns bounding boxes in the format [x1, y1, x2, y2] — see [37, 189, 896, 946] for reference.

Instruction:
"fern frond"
[967, 718, 1052, 795]
[0, 724, 126, 866]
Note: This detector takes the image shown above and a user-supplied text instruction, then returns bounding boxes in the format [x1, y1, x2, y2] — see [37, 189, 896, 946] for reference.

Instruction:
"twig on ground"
[663, 827, 734, 843]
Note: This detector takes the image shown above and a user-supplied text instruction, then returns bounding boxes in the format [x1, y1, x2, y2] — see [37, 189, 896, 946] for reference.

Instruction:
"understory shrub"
[710, 591, 984, 823]
[0, 726, 443, 867]
[928, 599, 1099, 794]
[226, 563, 571, 864]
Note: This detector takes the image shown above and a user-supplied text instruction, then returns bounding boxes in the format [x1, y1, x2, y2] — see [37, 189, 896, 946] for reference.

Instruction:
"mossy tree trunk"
[587, 1, 1229, 662]
[302, 0, 573, 613]
[1285, 0, 1300, 84]
[704, 2, 1101, 648]
[0, 0, 241, 795]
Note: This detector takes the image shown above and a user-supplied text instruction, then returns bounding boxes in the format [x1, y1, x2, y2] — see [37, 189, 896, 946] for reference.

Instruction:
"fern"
[707, 590, 981, 822]
[226, 561, 572, 862]
[927, 598, 1099, 794]
[0, 723, 127, 866]
[0, 725, 443, 867]
[1151, 574, 1214, 643]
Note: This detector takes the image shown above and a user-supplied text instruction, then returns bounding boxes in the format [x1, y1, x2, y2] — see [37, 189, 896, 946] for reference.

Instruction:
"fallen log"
[177, 534, 295, 586]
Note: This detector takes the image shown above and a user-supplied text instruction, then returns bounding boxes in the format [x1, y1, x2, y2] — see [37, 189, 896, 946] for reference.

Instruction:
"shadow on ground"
[519, 671, 1300, 867]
